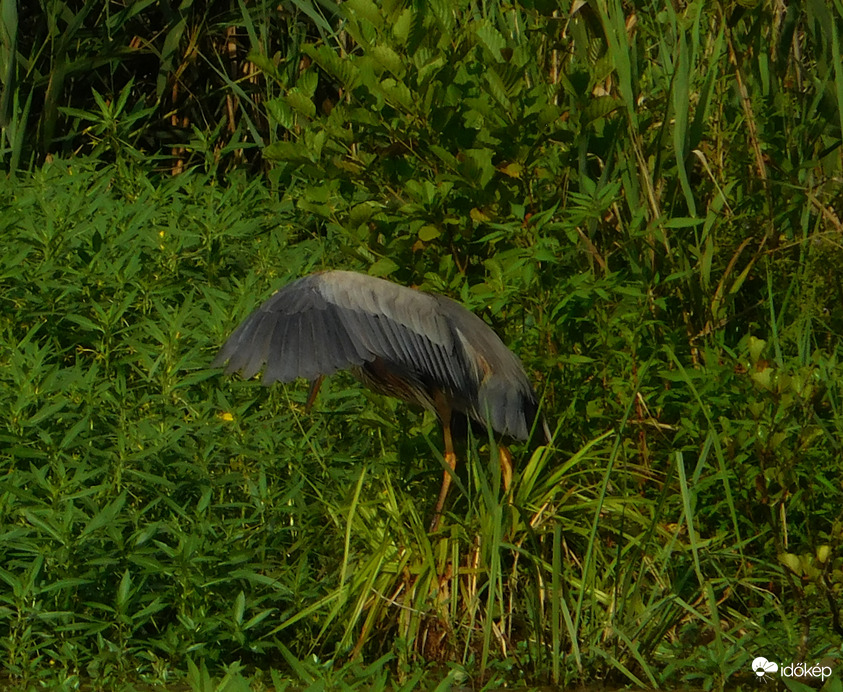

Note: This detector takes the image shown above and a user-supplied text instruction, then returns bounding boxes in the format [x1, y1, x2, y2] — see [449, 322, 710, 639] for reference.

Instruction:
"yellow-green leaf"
[470, 208, 490, 223]
[498, 161, 523, 178]
[418, 225, 441, 241]
[368, 258, 399, 277]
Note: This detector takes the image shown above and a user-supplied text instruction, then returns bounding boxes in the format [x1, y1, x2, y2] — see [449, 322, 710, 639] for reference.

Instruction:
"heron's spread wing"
[213, 270, 543, 441]
[212, 271, 471, 396]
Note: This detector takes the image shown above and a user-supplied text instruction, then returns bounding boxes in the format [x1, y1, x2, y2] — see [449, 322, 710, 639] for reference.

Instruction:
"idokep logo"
[751, 656, 834, 682]
[751, 657, 777, 679]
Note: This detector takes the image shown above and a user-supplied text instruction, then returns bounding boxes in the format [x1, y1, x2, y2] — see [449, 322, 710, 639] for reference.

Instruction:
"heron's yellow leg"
[430, 393, 456, 532]
[430, 420, 456, 532]
[305, 376, 325, 412]
[499, 446, 513, 492]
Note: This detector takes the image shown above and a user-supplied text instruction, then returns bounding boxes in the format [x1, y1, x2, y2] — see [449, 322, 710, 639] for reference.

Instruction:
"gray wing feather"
[327, 306, 369, 368]
[238, 313, 276, 379]
[381, 315, 417, 367]
[412, 328, 443, 383]
[263, 313, 294, 382]
[275, 313, 302, 382]
[320, 272, 454, 349]
[357, 312, 394, 361]
[303, 307, 326, 379]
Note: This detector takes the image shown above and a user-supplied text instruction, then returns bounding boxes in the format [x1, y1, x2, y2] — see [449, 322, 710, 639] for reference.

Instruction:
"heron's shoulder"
[317, 270, 426, 298]
[312, 271, 462, 346]
[314, 271, 436, 312]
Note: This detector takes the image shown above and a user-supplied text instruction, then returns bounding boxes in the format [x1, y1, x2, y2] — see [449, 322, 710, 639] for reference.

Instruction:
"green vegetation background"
[1, 0, 842, 689]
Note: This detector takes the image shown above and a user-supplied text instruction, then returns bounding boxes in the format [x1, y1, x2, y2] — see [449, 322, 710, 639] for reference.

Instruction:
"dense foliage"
[1, 0, 842, 689]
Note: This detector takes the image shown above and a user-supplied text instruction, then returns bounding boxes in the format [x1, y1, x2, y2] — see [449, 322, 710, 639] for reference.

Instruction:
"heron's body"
[213, 270, 546, 528]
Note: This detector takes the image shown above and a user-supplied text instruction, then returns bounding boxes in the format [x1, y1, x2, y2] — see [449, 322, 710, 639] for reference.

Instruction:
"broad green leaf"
[285, 88, 316, 119]
[474, 20, 506, 62]
[368, 258, 399, 276]
[263, 140, 311, 162]
[418, 225, 441, 241]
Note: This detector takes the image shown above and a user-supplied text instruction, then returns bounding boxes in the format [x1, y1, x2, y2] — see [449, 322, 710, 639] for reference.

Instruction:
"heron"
[212, 270, 549, 530]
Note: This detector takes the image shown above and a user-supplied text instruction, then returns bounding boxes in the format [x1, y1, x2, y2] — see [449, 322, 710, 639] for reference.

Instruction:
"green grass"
[2, 1, 843, 689]
[1, 159, 841, 690]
